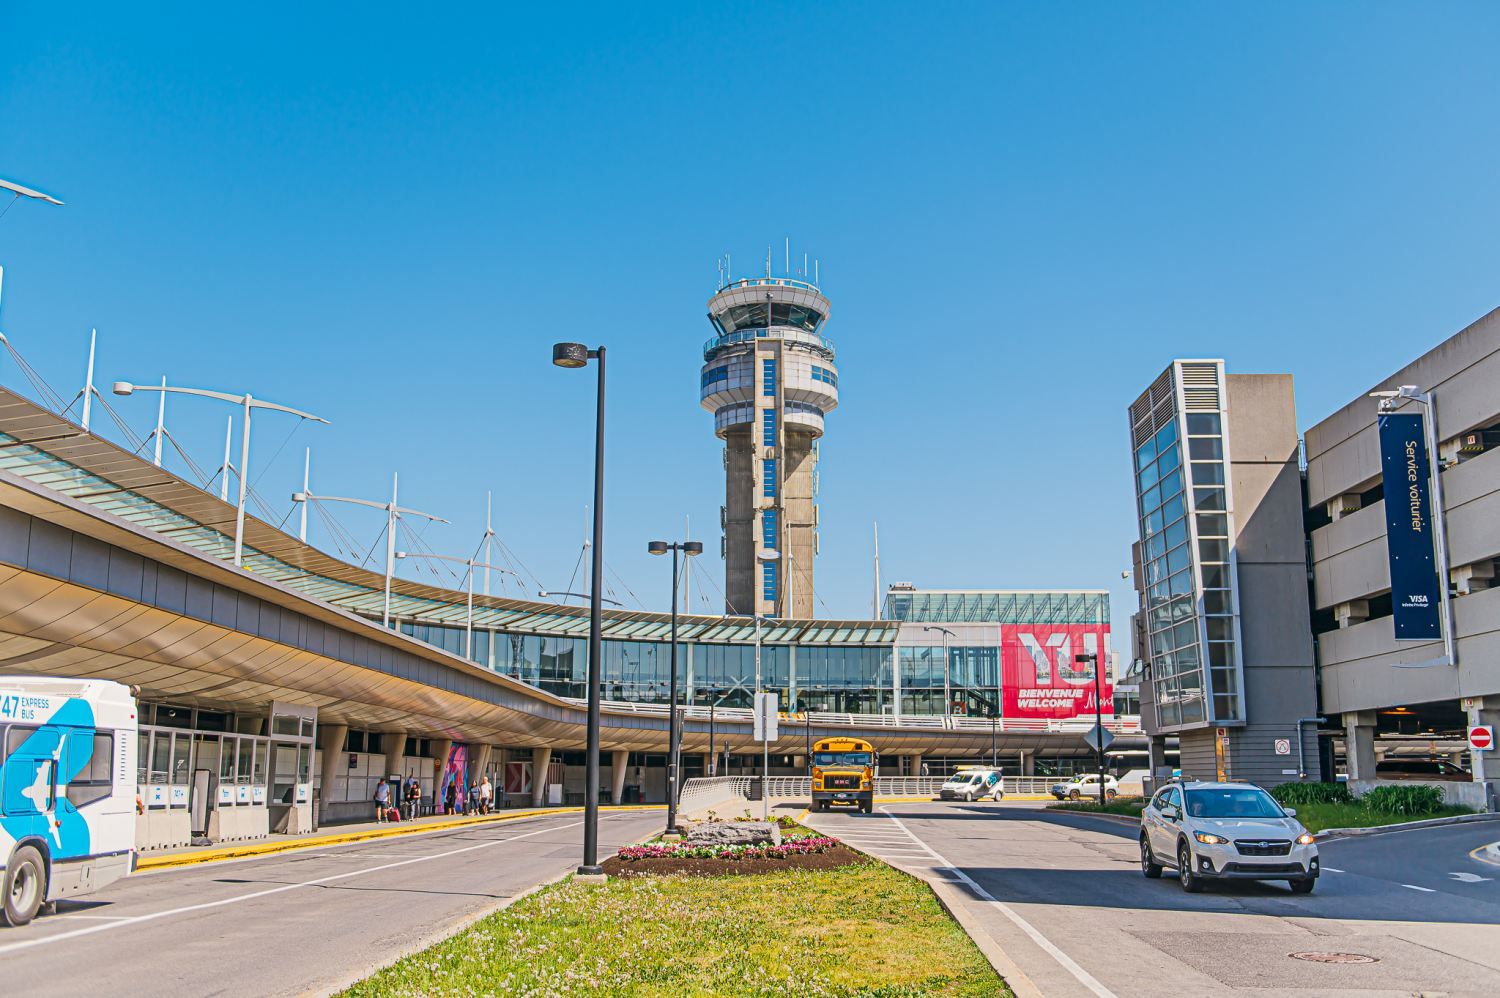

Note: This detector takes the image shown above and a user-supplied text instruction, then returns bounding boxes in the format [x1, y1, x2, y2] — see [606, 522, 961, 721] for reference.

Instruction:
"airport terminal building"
[1131, 308, 1500, 810]
[0, 383, 1136, 850]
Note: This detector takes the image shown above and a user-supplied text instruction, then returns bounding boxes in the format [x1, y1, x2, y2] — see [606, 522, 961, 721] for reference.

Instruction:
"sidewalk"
[137, 803, 662, 871]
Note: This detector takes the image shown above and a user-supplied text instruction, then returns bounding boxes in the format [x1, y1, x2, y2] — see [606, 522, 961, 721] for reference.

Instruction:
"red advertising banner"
[1000, 623, 1113, 720]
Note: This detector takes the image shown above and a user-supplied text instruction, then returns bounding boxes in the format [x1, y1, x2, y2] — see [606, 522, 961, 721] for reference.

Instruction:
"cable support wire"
[0, 336, 69, 412]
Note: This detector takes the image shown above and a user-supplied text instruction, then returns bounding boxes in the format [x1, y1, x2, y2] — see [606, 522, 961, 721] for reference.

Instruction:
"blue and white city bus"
[1, 677, 138, 926]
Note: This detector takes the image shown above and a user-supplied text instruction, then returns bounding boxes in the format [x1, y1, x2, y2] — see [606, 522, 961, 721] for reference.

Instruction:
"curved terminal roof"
[0, 387, 896, 647]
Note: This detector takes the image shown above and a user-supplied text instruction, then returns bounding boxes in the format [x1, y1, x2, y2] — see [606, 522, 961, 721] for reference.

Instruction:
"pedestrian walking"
[374, 778, 391, 823]
[444, 778, 457, 816]
[479, 775, 493, 815]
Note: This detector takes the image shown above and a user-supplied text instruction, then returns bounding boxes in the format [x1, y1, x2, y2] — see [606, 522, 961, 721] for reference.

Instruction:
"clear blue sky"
[3, 3, 1499, 625]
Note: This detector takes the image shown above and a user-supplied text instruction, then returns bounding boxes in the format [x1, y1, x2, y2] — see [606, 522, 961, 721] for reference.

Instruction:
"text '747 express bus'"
[1, 677, 138, 926]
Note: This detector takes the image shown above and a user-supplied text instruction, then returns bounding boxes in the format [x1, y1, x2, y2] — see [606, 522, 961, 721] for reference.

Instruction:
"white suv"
[1049, 773, 1119, 801]
[1140, 781, 1319, 893]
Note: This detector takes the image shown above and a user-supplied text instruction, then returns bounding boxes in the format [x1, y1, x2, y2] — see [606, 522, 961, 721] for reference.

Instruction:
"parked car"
[939, 769, 1003, 801]
[1139, 781, 1319, 894]
[1375, 758, 1471, 782]
[1050, 773, 1119, 801]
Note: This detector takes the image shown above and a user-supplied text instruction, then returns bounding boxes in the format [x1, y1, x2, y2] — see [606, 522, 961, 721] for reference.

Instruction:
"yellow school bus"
[811, 737, 878, 814]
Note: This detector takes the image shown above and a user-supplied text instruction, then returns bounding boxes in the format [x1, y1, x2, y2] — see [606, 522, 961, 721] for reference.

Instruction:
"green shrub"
[1270, 782, 1353, 806]
[1359, 783, 1447, 815]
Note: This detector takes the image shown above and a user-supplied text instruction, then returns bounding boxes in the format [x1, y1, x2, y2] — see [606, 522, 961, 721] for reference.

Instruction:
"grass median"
[340, 858, 1009, 996]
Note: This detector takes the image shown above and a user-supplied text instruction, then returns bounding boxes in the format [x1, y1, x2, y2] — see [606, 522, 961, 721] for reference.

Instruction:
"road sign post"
[753, 692, 778, 820]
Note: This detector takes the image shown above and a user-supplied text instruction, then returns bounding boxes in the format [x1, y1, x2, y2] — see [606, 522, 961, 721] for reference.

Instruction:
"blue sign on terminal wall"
[1377, 413, 1442, 640]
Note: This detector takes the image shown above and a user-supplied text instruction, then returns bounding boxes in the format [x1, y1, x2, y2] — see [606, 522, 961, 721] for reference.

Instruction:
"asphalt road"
[0, 808, 663, 997]
[809, 801, 1500, 998]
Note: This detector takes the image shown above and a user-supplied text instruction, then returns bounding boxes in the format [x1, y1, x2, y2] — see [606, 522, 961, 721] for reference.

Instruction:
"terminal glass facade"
[1129, 361, 1245, 731]
[884, 590, 1109, 624]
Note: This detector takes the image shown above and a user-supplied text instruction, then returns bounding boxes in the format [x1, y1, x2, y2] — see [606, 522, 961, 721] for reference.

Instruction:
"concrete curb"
[807, 813, 1029, 997]
[927, 878, 1040, 998]
[312, 814, 667, 997]
[1041, 807, 1141, 826]
[1314, 810, 1500, 840]
[137, 805, 663, 871]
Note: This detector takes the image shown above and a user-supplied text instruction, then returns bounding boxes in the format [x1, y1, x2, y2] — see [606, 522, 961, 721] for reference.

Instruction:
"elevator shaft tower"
[701, 274, 837, 618]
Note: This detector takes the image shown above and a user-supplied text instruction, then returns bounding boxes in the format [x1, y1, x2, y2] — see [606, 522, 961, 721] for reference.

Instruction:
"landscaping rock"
[685, 821, 782, 847]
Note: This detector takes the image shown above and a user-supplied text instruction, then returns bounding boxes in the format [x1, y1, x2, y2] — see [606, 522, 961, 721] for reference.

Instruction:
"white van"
[939, 769, 1004, 802]
[1, 677, 139, 926]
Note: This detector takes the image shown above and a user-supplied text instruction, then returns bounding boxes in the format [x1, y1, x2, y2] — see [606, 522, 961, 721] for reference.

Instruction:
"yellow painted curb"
[136, 805, 664, 871]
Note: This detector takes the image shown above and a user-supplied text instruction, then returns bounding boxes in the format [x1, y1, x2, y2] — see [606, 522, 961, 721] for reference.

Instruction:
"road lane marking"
[0, 812, 628, 956]
[1322, 867, 1344, 873]
[877, 808, 1118, 998]
[1449, 871, 1492, 884]
[1469, 841, 1500, 868]
[1402, 884, 1436, 892]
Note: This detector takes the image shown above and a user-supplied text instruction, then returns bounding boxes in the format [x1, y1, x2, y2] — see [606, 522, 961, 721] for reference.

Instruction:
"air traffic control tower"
[701, 271, 837, 618]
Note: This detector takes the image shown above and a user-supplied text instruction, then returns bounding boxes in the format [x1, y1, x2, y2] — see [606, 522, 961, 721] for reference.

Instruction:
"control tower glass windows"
[811, 365, 838, 387]
[762, 562, 777, 601]
[770, 303, 821, 332]
[701, 365, 729, 390]
[762, 459, 777, 498]
[722, 303, 769, 331]
[762, 508, 778, 550]
[762, 409, 776, 445]
[762, 359, 777, 396]
[718, 302, 824, 333]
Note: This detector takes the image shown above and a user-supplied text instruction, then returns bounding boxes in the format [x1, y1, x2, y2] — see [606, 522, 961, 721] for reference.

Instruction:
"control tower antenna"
[699, 252, 837, 619]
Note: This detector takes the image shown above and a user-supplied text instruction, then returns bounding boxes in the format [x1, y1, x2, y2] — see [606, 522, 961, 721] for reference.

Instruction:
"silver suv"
[1139, 781, 1319, 894]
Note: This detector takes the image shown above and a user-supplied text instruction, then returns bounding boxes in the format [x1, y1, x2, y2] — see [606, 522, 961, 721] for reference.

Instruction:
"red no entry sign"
[1470, 726, 1494, 751]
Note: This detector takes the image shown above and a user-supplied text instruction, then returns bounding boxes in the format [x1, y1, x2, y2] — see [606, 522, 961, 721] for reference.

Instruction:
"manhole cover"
[1289, 952, 1379, 965]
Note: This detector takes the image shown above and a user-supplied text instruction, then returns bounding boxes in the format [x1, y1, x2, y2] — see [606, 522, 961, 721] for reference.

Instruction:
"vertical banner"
[1377, 413, 1442, 640]
[1001, 624, 1113, 720]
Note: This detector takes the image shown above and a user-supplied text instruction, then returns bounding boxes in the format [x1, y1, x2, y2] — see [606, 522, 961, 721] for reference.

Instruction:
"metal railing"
[677, 774, 1064, 810]
[580, 697, 1140, 735]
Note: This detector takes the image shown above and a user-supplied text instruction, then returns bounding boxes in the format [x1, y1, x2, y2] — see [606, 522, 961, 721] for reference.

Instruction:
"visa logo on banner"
[1377, 412, 1442, 640]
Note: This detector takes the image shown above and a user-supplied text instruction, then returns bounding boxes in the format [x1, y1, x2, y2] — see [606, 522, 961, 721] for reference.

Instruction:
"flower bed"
[616, 834, 838, 863]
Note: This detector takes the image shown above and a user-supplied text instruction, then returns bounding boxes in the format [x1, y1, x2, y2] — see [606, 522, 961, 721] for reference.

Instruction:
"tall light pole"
[114, 381, 328, 567]
[1076, 652, 1107, 807]
[923, 625, 955, 716]
[649, 537, 702, 836]
[553, 341, 607, 879]
[395, 551, 518, 659]
[291, 476, 447, 625]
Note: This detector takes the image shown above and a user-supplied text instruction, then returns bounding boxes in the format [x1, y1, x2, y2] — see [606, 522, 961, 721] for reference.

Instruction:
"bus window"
[64, 731, 114, 808]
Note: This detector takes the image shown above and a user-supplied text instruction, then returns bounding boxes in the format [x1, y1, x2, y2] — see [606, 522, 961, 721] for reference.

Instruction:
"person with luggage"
[374, 778, 391, 823]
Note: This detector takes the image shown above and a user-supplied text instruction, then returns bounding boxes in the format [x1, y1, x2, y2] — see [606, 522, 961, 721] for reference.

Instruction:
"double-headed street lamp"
[1075, 651, 1108, 807]
[394, 550, 519, 659]
[922, 625, 956, 716]
[291, 474, 447, 626]
[552, 341, 607, 880]
[113, 380, 328, 567]
[538, 590, 623, 607]
[648, 538, 702, 836]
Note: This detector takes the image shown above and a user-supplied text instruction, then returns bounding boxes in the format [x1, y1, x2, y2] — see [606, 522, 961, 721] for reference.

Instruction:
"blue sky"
[3, 3, 1499, 624]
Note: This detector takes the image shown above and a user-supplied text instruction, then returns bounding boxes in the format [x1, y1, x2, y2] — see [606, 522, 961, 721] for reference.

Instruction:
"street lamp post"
[291, 476, 447, 626]
[552, 341, 607, 879]
[648, 537, 703, 836]
[394, 551, 518, 659]
[923, 625, 955, 716]
[114, 381, 328, 567]
[1075, 652, 1107, 807]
